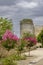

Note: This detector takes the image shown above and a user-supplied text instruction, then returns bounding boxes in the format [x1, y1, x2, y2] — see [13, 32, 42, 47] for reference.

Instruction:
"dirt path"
[34, 59, 43, 65]
[17, 48, 43, 65]
[17, 56, 36, 65]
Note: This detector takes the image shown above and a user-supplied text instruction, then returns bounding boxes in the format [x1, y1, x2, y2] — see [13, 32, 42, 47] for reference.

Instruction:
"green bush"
[23, 32, 35, 38]
[0, 35, 2, 40]
[37, 30, 43, 47]
[17, 39, 26, 56]
[2, 40, 15, 51]
[0, 58, 17, 65]
[8, 54, 26, 61]
[0, 54, 26, 65]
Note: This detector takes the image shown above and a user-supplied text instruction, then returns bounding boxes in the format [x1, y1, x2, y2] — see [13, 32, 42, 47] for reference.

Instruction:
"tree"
[37, 30, 43, 47]
[2, 30, 19, 51]
[23, 33, 37, 56]
[0, 17, 13, 36]
[17, 39, 25, 56]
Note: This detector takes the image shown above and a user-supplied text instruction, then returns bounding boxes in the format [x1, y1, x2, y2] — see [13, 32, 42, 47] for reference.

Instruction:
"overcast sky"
[0, 0, 43, 37]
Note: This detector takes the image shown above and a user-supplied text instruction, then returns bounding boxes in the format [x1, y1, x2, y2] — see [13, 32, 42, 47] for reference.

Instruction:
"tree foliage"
[23, 32, 35, 38]
[37, 30, 43, 47]
[23, 32, 37, 56]
[0, 17, 13, 36]
[2, 30, 19, 51]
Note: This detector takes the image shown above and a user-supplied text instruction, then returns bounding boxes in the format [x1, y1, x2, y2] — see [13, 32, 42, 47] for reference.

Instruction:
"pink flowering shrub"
[2, 30, 19, 51]
[24, 37, 37, 47]
[24, 37, 37, 56]
[2, 30, 18, 41]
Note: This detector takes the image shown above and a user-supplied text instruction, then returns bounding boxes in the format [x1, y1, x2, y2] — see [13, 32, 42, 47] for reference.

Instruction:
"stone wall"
[35, 25, 43, 36]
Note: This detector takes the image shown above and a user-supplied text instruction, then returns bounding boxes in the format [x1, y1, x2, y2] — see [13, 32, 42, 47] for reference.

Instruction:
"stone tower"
[20, 19, 35, 37]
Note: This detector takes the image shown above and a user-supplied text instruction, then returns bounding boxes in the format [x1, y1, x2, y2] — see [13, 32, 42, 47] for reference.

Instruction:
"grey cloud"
[33, 16, 43, 25]
[0, 0, 43, 37]
[0, 0, 42, 24]
[0, 0, 15, 6]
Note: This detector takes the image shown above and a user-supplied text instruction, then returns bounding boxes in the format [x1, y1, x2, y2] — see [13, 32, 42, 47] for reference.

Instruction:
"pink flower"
[24, 37, 37, 45]
[2, 30, 19, 41]
[12, 34, 19, 41]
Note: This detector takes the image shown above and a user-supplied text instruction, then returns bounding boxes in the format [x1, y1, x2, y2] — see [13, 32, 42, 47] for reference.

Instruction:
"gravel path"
[17, 48, 43, 65]
[34, 59, 43, 65]
[17, 56, 36, 65]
